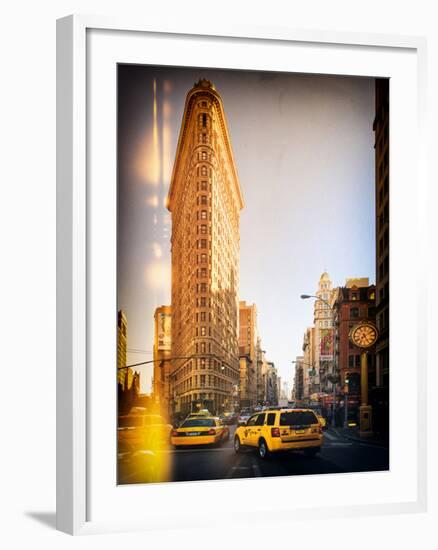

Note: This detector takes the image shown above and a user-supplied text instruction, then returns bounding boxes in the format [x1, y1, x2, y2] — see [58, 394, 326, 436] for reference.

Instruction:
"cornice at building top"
[167, 79, 244, 213]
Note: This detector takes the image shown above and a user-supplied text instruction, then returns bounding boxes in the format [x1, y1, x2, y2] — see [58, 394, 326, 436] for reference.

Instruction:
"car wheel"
[234, 436, 241, 453]
[304, 447, 320, 457]
[258, 439, 269, 460]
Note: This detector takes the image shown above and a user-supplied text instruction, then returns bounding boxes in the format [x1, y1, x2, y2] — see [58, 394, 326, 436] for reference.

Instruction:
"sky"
[117, 65, 376, 394]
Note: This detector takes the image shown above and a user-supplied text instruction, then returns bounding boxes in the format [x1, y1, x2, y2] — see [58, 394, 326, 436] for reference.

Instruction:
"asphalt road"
[118, 426, 389, 484]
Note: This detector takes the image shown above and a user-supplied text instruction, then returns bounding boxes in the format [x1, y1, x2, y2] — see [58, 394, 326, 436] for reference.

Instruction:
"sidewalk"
[329, 426, 389, 447]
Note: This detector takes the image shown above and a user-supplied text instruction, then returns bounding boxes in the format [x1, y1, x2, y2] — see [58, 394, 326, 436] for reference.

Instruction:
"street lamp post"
[300, 293, 337, 427]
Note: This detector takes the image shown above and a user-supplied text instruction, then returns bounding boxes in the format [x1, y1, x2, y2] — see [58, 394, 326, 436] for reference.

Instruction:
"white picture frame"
[56, 15, 428, 535]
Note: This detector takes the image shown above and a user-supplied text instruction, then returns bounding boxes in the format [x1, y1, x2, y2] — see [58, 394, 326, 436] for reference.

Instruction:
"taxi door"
[241, 414, 258, 445]
[247, 413, 266, 446]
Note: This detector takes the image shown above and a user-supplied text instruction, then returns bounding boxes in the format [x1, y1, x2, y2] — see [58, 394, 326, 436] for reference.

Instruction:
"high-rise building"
[374, 79, 389, 390]
[261, 360, 278, 405]
[302, 326, 317, 399]
[152, 305, 172, 412]
[117, 310, 129, 389]
[238, 301, 258, 408]
[238, 355, 254, 409]
[313, 272, 336, 393]
[167, 79, 244, 416]
[255, 337, 265, 406]
[292, 356, 304, 402]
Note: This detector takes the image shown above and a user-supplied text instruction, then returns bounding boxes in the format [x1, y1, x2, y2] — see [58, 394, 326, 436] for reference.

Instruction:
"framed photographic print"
[57, 15, 427, 535]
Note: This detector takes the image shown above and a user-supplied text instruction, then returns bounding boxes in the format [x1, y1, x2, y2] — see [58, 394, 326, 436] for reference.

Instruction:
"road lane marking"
[323, 432, 338, 441]
[225, 450, 250, 479]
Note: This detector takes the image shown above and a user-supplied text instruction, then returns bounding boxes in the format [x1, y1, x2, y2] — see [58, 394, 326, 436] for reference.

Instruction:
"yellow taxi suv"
[171, 416, 230, 447]
[234, 408, 323, 459]
[316, 413, 327, 430]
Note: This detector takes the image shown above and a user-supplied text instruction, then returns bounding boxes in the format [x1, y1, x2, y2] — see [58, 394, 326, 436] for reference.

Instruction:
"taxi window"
[280, 411, 318, 426]
[246, 415, 258, 426]
[266, 413, 276, 426]
[255, 413, 265, 426]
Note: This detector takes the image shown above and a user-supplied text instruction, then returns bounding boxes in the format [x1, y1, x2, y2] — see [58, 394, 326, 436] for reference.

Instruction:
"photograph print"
[116, 64, 389, 484]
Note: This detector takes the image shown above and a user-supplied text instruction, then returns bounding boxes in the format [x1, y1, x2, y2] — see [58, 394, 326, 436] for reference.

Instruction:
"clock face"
[350, 323, 378, 349]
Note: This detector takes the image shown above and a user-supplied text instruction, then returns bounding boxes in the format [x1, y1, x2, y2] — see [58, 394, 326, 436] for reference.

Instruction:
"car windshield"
[181, 418, 216, 428]
[279, 411, 318, 426]
[118, 416, 144, 428]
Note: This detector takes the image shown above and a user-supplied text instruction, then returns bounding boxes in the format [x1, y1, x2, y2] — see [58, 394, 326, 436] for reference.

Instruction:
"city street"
[118, 426, 389, 484]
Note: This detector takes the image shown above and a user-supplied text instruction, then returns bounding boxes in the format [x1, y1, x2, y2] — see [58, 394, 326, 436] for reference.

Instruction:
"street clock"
[349, 321, 378, 349]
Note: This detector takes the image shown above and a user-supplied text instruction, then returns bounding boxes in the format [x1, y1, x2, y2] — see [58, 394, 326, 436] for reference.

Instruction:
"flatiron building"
[167, 79, 244, 416]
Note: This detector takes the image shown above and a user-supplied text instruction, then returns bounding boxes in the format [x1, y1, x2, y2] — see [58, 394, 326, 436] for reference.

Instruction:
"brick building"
[332, 279, 376, 407]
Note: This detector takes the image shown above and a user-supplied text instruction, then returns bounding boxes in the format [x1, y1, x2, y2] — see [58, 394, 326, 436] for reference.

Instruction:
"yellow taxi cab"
[234, 408, 323, 459]
[316, 414, 327, 429]
[171, 416, 230, 447]
[185, 409, 211, 419]
[118, 410, 172, 449]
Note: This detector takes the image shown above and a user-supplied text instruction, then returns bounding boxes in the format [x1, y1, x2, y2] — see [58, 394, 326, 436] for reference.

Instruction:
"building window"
[200, 327, 206, 336]
[200, 253, 207, 264]
[201, 165, 208, 176]
[201, 180, 208, 190]
[200, 195, 207, 205]
[201, 151, 208, 161]
[202, 113, 207, 127]
[200, 210, 207, 220]
[350, 307, 359, 318]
